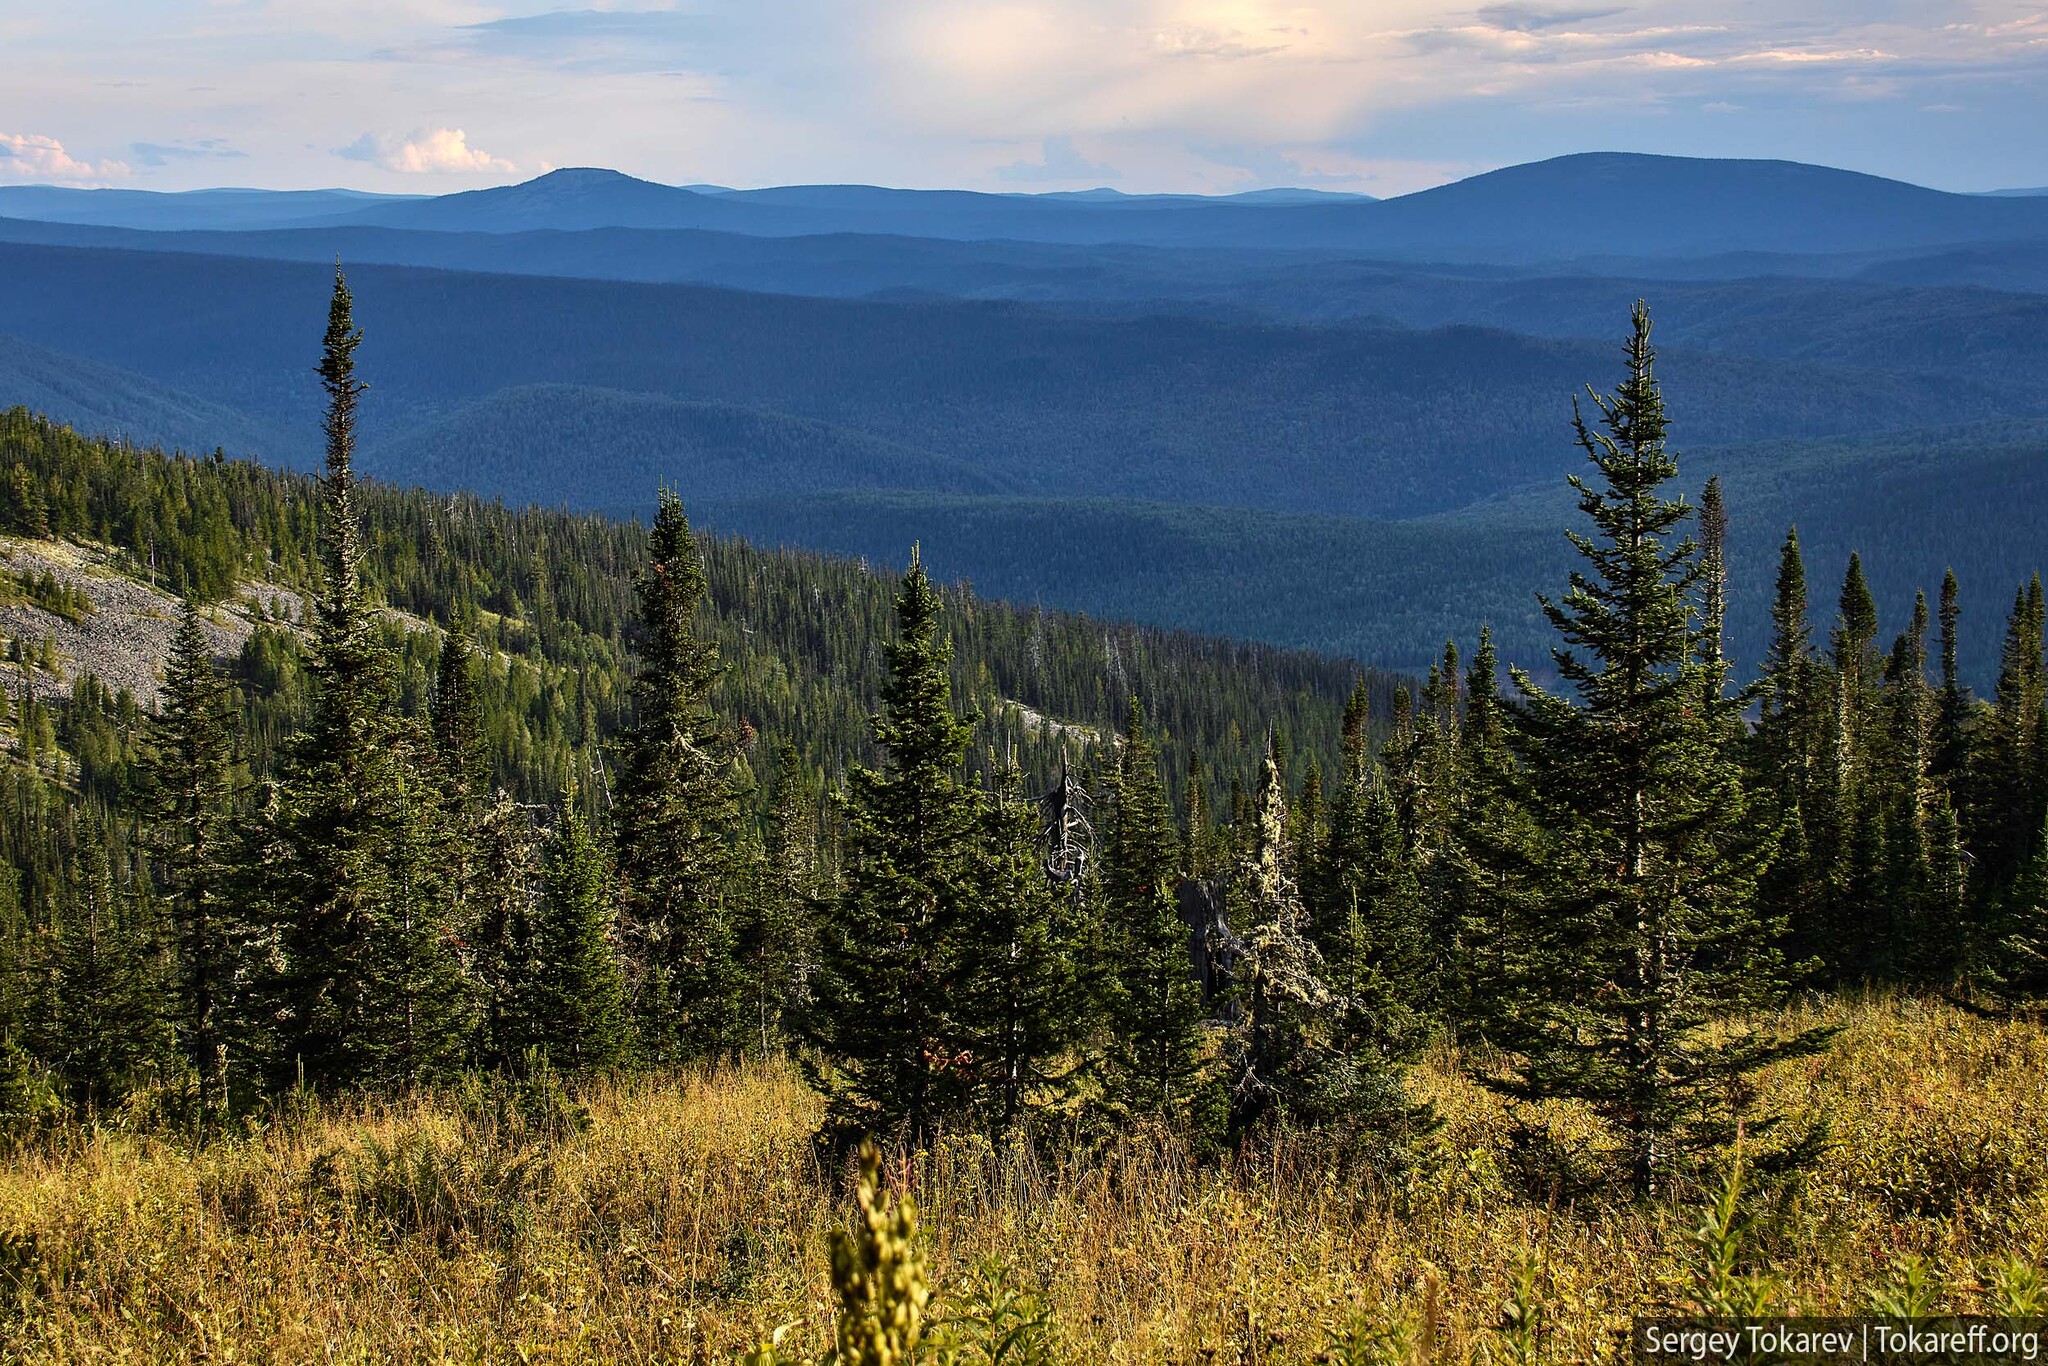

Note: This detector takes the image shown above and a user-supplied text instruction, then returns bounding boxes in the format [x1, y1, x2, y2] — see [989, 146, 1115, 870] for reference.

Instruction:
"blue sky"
[3, 1, 2043, 195]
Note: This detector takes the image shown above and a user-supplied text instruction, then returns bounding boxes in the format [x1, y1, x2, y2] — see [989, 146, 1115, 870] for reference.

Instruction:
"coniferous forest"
[4, 278, 2048, 1360]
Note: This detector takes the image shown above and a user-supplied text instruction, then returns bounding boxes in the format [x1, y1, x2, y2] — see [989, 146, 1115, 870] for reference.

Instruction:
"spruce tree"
[1834, 555, 1881, 712]
[1932, 569, 1970, 786]
[1697, 475, 1729, 675]
[737, 744, 820, 1058]
[1182, 754, 1223, 879]
[528, 802, 631, 1070]
[1878, 595, 1936, 979]
[144, 599, 241, 1115]
[1314, 762, 1434, 1148]
[46, 817, 161, 1110]
[1757, 530, 1814, 737]
[1312, 681, 1431, 1039]
[1974, 579, 2046, 894]
[1444, 627, 1540, 1034]
[814, 548, 981, 1142]
[1098, 698, 1209, 1127]
[385, 760, 475, 1076]
[431, 620, 490, 813]
[429, 619, 499, 992]
[958, 761, 1080, 1128]
[1970, 578, 2048, 988]
[1492, 302, 1820, 1196]
[272, 269, 468, 1087]
[613, 490, 743, 1061]
[469, 791, 542, 1068]
[1926, 796, 1970, 984]
[1750, 528, 1833, 968]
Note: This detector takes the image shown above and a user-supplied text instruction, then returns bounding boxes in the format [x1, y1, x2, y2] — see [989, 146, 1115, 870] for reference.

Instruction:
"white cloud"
[7, 1, 2048, 193]
[334, 127, 515, 174]
[0, 132, 129, 185]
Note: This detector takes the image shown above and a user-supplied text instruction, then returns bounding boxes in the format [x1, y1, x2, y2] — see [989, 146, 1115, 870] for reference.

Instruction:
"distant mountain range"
[3, 148, 2046, 674]
[0, 185, 422, 231]
[5, 154, 2047, 261]
[6, 212, 2045, 305]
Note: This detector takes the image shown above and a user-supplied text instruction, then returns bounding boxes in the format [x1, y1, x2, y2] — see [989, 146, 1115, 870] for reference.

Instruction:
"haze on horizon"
[2, 1, 2044, 200]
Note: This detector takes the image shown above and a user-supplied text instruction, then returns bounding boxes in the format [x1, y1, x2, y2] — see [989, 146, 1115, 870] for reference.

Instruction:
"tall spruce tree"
[1098, 698, 1210, 1127]
[1182, 753, 1224, 879]
[430, 619, 501, 1011]
[613, 490, 743, 1061]
[431, 621, 490, 813]
[736, 744, 821, 1058]
[1975, 579, 2046, 893]
[1878, 594, 1936, 979]
[1445, 627, 1537, 1034]
[1697, 476, 1729, 677]
[1492, 302, 1819, 1196]
[144, 600, 241, 1114]
[273, 269, 469, 1087]
[1312, 760, 1434, 1148]
[1971, 578, 2048, 988]
[814, 548, 981, 1143]
[1751, 528, 1830, 969]
[1932, 569, 1970, 786]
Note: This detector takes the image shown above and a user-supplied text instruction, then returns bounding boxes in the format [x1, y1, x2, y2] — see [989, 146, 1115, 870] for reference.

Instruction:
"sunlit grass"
[2, 995, 2043, 1363]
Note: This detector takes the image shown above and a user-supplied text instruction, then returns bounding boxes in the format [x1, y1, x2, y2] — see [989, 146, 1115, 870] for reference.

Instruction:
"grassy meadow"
[2, 994, 2045, 1364]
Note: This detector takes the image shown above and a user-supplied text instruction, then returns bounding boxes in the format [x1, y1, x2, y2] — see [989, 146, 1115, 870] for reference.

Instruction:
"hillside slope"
[2, 244, 2031, 521]
[698, 421, 2048, 681]
[0, 331, 301, 462]
[1, 406, 1391, 803]
[374, 385, 1017, 506]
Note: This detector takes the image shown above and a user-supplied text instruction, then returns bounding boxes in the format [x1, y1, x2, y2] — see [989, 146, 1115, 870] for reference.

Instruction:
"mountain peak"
[521, 166, 666, 191]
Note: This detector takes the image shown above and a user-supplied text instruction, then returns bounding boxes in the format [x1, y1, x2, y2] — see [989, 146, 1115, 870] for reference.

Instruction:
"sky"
[2, 1, 2044, 197]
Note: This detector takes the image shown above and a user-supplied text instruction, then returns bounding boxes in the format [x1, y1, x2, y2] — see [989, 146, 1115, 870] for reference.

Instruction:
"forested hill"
[2, 242, 2031, 518]
[0, 406, 1391, 818]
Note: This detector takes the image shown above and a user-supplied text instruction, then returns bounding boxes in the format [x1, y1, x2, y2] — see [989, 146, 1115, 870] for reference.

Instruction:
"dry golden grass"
[2, 995, 2045, 1364]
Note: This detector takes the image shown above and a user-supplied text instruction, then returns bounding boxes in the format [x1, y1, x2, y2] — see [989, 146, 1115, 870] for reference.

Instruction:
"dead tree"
[1036, 752, 1094, 904]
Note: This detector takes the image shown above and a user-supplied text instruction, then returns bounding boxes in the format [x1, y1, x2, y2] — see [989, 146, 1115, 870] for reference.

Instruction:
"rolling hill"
[375, 384, 1018, 506]
[0, 331, 298, 460]
[693, 421, 2048, 682]
[1, 242, 2033, 523]
[4, 212, 2042, 355]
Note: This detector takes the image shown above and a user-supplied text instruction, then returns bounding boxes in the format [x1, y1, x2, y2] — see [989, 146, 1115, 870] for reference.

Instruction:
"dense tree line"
[3, 284, 2047, 1198]
[697, 416, 2048, 690]
[0, 409, 1383, 813]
